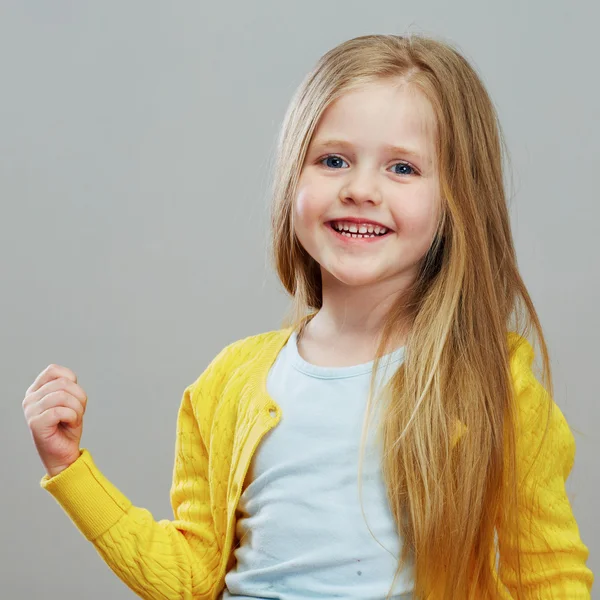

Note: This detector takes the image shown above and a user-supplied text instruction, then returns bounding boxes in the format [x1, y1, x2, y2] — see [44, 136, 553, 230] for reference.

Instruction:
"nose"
[339, 167, 382, 206]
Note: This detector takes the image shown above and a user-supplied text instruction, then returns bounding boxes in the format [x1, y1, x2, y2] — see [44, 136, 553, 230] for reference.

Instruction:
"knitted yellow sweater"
[41, 328, 593, 599]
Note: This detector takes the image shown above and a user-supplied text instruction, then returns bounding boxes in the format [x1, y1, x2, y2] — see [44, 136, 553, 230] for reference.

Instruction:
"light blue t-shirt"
[222, 330, 414, 599]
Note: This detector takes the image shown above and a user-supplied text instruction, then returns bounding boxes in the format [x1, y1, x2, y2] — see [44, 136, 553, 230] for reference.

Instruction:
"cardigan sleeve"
[496, 336, 594, 598]
[41, 377, 223, 599]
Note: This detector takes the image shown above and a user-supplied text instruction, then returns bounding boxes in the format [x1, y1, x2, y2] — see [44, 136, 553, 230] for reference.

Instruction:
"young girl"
[23, 34, 593, 599]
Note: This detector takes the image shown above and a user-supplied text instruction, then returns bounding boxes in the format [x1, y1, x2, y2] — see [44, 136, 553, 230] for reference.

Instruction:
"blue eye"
[320, 154, 417, 176]
[391, 162, 415, 176]
[321, 155, 348, 169]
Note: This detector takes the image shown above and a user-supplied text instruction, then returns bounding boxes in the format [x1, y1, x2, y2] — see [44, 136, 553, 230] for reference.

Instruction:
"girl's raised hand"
[23, 364, 88, 478]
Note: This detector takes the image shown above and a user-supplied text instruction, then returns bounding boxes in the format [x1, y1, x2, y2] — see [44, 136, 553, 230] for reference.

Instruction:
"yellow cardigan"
[41, 328, 593, 599]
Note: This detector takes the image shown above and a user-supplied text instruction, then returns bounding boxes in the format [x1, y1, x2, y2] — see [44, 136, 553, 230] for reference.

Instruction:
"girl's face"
[294, 80, 441, 290]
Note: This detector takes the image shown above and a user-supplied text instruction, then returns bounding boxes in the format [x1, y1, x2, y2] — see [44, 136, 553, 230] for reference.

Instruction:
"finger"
[34, 378, 88, 407]
[26, 364, 77, 396]
[26, 390, 85, 425]
[30, 406, 79, 431]
[23, 377, 87, 411]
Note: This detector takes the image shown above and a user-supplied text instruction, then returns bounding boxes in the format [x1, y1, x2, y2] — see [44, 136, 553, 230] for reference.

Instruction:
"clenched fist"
[23, 364, 88, 478]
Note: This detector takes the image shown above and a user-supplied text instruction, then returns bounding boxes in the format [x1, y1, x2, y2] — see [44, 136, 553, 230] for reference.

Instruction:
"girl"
[23, 34, 593, 599]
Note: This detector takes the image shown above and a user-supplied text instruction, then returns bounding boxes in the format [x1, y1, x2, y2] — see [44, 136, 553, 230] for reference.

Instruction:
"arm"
[496, 337, 594, 599]
[41, 379, 222, 600]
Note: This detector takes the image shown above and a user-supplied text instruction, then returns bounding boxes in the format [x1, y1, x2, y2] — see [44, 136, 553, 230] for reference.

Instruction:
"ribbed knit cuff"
[40, 449, 132, 541]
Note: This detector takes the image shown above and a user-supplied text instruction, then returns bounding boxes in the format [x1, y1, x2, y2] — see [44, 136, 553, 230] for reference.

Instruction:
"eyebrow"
[310, 138, 427, 163]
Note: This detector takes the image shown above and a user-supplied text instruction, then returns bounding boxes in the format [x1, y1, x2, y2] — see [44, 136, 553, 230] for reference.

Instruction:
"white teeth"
[340, 231, 377, 238]
[332, 221, 388, 236]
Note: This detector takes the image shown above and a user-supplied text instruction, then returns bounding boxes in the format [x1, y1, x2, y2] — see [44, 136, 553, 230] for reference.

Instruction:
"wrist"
[45, 452, 81, 478]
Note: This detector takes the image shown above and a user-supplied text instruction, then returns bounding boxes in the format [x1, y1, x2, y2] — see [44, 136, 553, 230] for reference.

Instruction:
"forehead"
[311, 80, 437, 153]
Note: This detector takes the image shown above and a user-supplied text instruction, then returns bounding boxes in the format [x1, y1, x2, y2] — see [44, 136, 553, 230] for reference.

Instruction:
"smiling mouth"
[326, 222, 393, 240]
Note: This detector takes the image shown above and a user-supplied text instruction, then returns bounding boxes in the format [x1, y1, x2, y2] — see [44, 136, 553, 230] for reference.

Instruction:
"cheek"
[293, 185, 319, 248]
[393, 192, 441, 242]
[294, 187, 312, 223]
[294, 178, 329, 224]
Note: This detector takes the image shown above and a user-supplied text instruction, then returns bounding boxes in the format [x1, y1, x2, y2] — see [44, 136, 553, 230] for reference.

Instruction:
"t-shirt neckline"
[287, 329, 405, 380]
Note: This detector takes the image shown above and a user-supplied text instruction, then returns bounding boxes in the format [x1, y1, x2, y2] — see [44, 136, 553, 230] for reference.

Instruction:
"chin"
[325, 269, 384, 288]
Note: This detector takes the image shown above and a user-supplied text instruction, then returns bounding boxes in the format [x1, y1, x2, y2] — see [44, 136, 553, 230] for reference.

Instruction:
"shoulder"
[205, 327, 292, 375]
[184, 327, 292, 409]
[506, 331, 576, 479]
[507, 331, 543, 395]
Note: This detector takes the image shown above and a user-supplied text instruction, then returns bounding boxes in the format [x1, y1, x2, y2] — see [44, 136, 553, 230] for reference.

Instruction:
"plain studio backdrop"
[1, 1, 597, 598]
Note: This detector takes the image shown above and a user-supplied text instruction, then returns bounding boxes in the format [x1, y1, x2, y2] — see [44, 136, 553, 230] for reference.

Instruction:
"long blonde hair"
[269, 34, 553, 599]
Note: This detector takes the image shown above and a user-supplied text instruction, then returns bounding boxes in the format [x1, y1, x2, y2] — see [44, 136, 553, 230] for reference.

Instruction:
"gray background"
[2, 1, 597, 598]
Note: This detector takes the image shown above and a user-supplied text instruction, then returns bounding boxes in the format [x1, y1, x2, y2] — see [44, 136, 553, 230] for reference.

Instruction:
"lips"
[327, 218, 394, 232]
[327, 221, 392, 241]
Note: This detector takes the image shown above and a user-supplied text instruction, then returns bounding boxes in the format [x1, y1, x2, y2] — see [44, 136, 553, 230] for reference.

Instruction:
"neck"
[302, 270, 413, 350]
